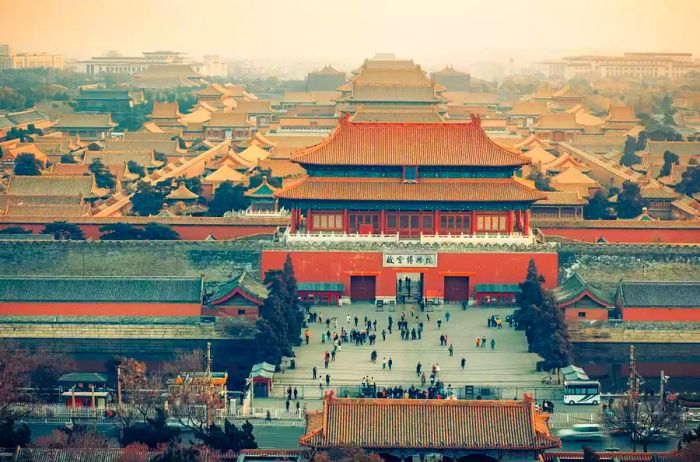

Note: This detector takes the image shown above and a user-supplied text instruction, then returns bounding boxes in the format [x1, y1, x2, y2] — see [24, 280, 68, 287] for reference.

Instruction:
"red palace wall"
[261, 250, 558, 299]
[538, 226, 700, 244]
[0, 302, 202, 317]
[0, 223, 277, 241]
[565, 307, 609, 321]
[622, 307, 700, 322]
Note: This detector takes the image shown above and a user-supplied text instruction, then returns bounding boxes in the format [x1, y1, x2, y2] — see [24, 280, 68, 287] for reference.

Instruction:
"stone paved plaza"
[273, 303, 554, 399]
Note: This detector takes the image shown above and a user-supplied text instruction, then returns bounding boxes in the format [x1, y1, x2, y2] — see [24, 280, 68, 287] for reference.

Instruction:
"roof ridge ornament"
[470, 113, 481, 126]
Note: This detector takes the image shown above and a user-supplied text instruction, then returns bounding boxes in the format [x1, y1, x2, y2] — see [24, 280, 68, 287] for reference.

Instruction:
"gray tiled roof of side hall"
[6, 176, 94, 196]
[619, 281, 700, 308]
[0, 276, 203, 303]
[104, 139, 179, 154]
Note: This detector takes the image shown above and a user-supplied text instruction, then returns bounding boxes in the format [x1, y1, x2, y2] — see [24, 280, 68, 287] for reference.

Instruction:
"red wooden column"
[434, 210, 440, 235]
[470, 211, 477, 235]
[290, 208, 297, 233]
[343, 209, 349, 234]
[379, 210, 386, 234]
[306, 208, 312, 232]
[523, 210, 531, 236]
[506, 210, 514, 235]
[515, 210, 522, 232]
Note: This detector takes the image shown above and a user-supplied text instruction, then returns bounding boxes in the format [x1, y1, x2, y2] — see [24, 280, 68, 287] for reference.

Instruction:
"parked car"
[556, 424, 608, 441]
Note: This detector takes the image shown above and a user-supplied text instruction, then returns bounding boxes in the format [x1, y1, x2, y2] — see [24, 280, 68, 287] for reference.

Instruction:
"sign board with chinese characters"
[382, 252, 438, 267]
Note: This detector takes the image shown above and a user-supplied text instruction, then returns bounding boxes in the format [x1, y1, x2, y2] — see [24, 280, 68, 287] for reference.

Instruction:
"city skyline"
[1, 0, 699, 68]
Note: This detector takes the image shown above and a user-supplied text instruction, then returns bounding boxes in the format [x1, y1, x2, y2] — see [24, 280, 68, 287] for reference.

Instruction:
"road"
[24, 421, 679, 453]
[24, 422, 305, 449]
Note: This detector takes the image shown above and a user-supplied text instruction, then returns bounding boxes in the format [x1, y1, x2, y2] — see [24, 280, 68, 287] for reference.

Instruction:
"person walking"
[265, 410, 272, 423]
[382, 357, 387, 369]
[482, 336, 487, 348]
[445, 312, 451, 322]
[371, 350, 377, 363]
[420, 372, 427, 386]
[331, 350, 336, 361]
[416, 362, 422, 376]
[461, 357, 466, 369]
[296, 401, 300, 412]
[354, 316, 359, 327]
[287, 386, 292, 400]
[382, 329, 386, 341]
[346, 314, 351, 324]
[448, 344, 454, 356]
[437, 319, 442, 329]
[325, 374, 330, 387]
[305, 329, 310, 344]
[476, 337, 481, 348]
[285, 399, 290, 412]
[293, 387, 298, 400]
[490, 338, 496, 350]
[312, 366, 317, 380]
[388, 358, 393, 370]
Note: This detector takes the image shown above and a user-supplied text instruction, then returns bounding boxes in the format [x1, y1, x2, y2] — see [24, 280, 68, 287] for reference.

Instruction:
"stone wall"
[0, 240, 263, 282]
[557, 243, 700, 293]
[569, 321, 700, 343]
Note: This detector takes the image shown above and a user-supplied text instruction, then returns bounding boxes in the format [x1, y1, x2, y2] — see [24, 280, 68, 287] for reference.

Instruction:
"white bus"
[563, 380, 601, 405]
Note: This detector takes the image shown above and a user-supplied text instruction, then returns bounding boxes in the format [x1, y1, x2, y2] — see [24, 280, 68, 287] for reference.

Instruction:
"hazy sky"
[1, 0, 699, 68]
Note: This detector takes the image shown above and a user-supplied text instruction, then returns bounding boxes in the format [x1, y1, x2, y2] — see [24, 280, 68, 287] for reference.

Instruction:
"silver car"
[556, 423, 608, 441]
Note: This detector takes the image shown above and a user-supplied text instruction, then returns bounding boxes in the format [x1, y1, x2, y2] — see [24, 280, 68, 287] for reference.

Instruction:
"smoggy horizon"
[1, 0, 699, 70]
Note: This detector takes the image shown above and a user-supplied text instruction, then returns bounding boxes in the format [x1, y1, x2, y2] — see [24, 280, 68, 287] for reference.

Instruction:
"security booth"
[297, 283, 344, 305]
[249, 362, 275, 398]
[475, 284, 519, 306]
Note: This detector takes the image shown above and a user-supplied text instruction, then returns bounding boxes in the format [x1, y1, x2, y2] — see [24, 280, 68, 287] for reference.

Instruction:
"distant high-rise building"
[539, 52, 698, 80]
[430, 65, 470, 91]
[77, 50, 191, 75]
[0, 44, 11, 70]
[307, 65, 346, 91]
[11, 52, 63, 70]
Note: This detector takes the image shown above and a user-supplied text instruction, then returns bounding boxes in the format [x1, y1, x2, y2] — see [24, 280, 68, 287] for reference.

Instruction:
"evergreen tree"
[127, 160, 145, 178]
[616, 181, 646, 219]
[620, 136, 642, 167]
[527, 169, 553, 191]
[42, 221, 85, 240]
[100, 223, 142, 240]
[207, 181, 249, 216]
[677, 166, 700, 196]
[131, 182, 167, 216]
[255, 318, 286, 365]
[142, 222, 180, 240]
[513, 260, 546, 344]
[89, 159, 116, 189]
[261, 272, 292, 357]
[120, 408, 180, 448]
[282, 255, 303, 346]
[60, 153, 77, 163]
[583, 190, 615, 220]
[14, 153, 43, 175]
[0, 418, 31, 447]
[514, 260, 573, 369]
[194, 419, 258, 452]
[0, 226, 31, 234]
[659, 150, 680, 178]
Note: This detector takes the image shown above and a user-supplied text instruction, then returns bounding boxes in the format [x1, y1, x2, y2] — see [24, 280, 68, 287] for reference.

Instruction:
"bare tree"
[0, 342, 37, 419]
[602, 394, 683, 452]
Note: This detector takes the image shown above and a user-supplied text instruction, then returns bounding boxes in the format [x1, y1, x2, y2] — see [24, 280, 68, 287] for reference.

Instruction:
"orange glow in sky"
[0, 0, 698, 65]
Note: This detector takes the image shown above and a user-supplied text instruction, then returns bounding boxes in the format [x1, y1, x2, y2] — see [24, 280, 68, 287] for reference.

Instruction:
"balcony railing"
[282, 229, 536, 246]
